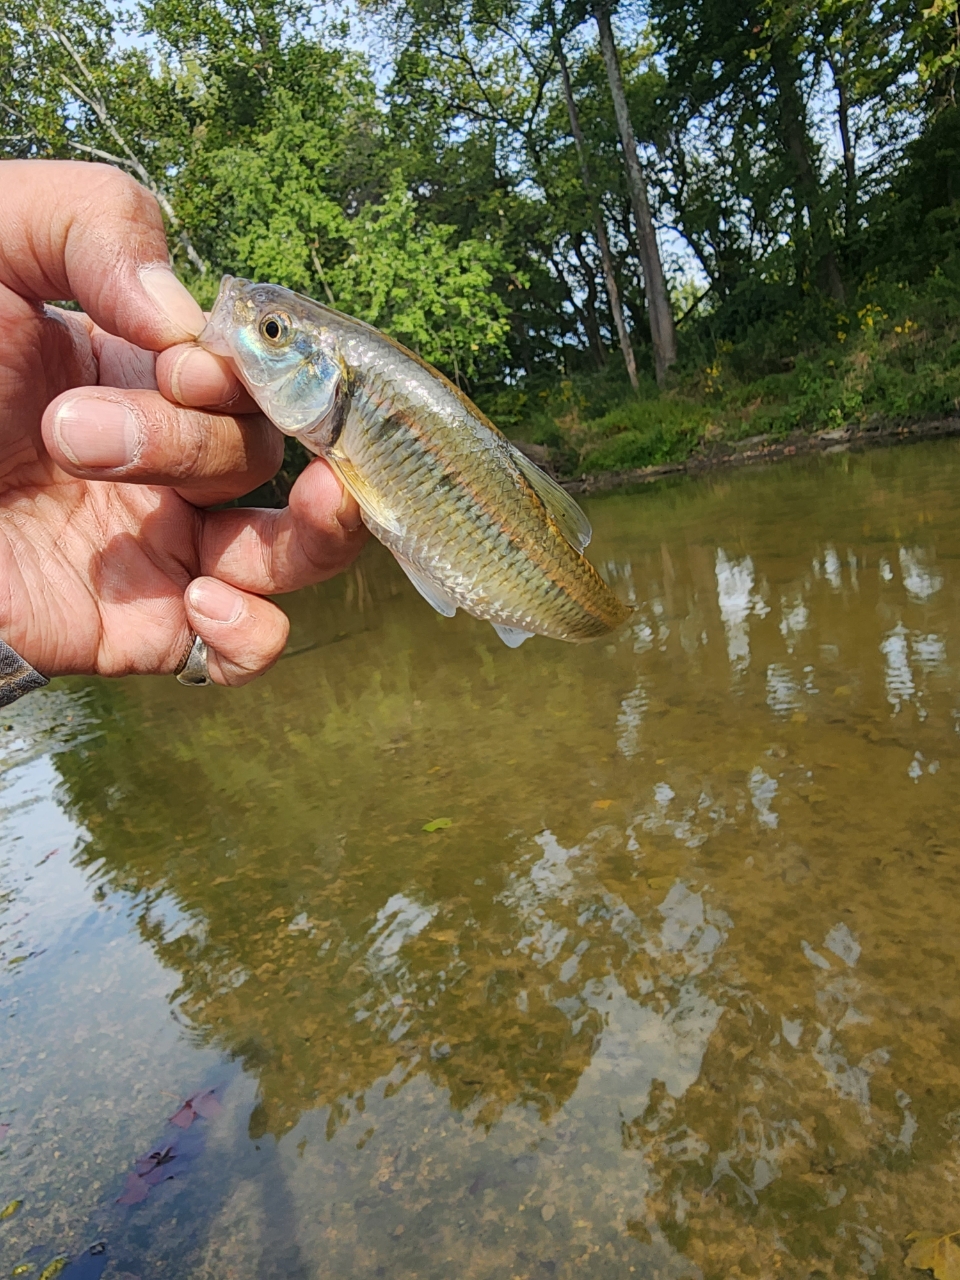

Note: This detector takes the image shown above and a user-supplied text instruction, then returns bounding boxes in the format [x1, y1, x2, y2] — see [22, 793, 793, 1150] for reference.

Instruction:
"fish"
[199, 277, 631, 647]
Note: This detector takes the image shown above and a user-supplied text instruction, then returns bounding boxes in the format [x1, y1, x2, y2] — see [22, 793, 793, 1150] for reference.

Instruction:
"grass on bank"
[477, 269, 960, 477]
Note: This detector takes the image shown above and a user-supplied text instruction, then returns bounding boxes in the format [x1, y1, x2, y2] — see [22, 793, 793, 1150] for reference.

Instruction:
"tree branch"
[46, 27, 207, 275]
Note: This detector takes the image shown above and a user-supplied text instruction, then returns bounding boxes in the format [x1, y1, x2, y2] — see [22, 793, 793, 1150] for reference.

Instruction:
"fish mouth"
[197, 275, 250, 356]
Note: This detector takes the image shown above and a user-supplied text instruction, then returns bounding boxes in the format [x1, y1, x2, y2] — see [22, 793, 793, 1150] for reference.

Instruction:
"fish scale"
[200, 276, 632, 646]
[342, 399, 612, 637]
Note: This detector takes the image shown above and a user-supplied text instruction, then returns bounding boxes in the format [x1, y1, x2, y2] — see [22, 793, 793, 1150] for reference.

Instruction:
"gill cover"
[199, 276, 343, 439]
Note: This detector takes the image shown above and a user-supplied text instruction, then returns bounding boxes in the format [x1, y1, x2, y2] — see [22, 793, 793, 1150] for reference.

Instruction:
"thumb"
[0, 159, 205, 349]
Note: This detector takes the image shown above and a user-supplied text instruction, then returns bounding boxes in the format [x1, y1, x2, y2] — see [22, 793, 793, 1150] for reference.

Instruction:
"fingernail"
[188, 578, 244, 625]
[54, 397, 140, 469]
[169, 346, 238, 407]
[336, 487, 364, 532]
[139, 264, 206, 339]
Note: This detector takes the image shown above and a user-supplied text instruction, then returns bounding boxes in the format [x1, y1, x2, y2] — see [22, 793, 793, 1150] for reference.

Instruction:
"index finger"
[156, 343, 255, 412]
[0, 159, 205, 348]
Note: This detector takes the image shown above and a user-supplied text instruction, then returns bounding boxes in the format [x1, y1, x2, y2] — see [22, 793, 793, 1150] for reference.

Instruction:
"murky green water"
[3, 441, 960, 1279]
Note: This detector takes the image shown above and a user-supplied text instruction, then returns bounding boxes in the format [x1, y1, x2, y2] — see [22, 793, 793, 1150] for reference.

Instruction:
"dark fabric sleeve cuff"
[0, 638, 49, 707]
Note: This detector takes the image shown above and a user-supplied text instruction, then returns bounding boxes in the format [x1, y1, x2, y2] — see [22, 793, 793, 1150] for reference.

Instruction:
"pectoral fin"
[510, 446, 592, 552]
[327, 454, 403, 539]
[393, 553, 458, 618]
[492, 623, 534, 648]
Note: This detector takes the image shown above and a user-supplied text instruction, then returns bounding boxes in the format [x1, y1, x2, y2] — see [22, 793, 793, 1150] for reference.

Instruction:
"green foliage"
[862, 105, 960, 284]
[330, 173, 514, 377]
[509, 269, 960, 475]
[2, 0, 516, 381]
[1, 0, 119, 158]
[187, 87, 353, 291]
[578, 399, 709, 471]
[3, 0, 960, 471]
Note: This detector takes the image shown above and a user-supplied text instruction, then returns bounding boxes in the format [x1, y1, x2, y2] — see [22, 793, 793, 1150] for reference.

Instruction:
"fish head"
[199, 276, 344, 442]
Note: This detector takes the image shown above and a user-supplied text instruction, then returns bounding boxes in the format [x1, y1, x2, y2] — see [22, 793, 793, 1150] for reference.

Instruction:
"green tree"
[331, 171, 514, 379]
[0, 0, 206, 270]
[3, 0, 959, 420]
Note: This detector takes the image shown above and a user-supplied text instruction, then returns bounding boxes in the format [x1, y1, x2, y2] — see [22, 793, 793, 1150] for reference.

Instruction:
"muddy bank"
[555, 415, 960, 495]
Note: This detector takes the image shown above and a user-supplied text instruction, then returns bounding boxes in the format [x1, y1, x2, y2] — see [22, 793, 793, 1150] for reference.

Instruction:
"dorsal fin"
[510, 445, 592, 553]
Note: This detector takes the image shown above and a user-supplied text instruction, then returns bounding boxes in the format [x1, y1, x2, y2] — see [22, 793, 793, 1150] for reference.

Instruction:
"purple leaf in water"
[119, 1108, 207, 1206]
[138, 1144, 183, 1187]
[0, 1123, 10, 1142]
[116, 1173, 149, 1206]
[167, 1103, 195, 1130]
[190, 1090, 222, 1120]
[168, 1088, 221, 1128]
[132, 1145, 180, 1184]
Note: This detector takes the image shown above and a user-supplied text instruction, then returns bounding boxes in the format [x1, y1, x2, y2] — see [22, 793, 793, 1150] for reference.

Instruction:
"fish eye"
[259, 313, 291, 345]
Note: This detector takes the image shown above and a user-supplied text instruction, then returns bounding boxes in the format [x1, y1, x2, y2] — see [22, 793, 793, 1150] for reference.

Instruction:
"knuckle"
[183, 411, 212, 477]
[193, 413, 279, 483]
[80, 167, 166, 252]
[143, 408, 214, 480]
[87, 165, 153, 216]
[217, 651, 271, 687]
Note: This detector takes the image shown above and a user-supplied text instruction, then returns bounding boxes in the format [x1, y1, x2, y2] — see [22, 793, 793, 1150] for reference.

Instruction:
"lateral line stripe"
[353, 386, 617, 626]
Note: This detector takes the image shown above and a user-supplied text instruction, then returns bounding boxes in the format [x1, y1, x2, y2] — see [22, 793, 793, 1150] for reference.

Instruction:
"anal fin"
[393, 553, 458, 618]
[493, 623, 534, 648]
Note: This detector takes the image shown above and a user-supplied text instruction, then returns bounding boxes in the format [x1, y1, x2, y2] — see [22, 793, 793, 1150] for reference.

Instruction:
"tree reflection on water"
[44, 443, 960, 1276]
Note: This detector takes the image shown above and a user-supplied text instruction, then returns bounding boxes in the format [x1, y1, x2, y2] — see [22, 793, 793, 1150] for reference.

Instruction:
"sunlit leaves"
[37, 1258, 69, 1280]
[913, 0, 960, 104]
[331, 173, 513, 376]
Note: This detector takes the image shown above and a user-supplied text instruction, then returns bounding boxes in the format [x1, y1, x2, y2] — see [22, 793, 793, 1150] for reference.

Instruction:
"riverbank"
[247, 269, 960, 508]
[482, 269, 960, 493]
[550, 414, 960, 495]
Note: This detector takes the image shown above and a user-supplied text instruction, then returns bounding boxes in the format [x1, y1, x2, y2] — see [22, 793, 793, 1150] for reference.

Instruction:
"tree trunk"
[593, 4, 676, 384]
[770, 38, 845, 303]
[512, 314, 535, 378]
[610, 204, 649, 337]
[826, 51, 856, 233]
[557, 37, 638, 390]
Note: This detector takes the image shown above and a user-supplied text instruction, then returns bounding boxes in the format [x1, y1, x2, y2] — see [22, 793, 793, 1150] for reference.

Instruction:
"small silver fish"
[200, 277, 631, 646]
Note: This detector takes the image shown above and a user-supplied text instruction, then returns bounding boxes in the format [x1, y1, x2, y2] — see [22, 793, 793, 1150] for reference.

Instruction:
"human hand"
[0, 159, 367, 685]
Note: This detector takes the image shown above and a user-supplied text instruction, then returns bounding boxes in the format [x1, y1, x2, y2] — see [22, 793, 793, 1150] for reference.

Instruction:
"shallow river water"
[3, 440, 960, 1279]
